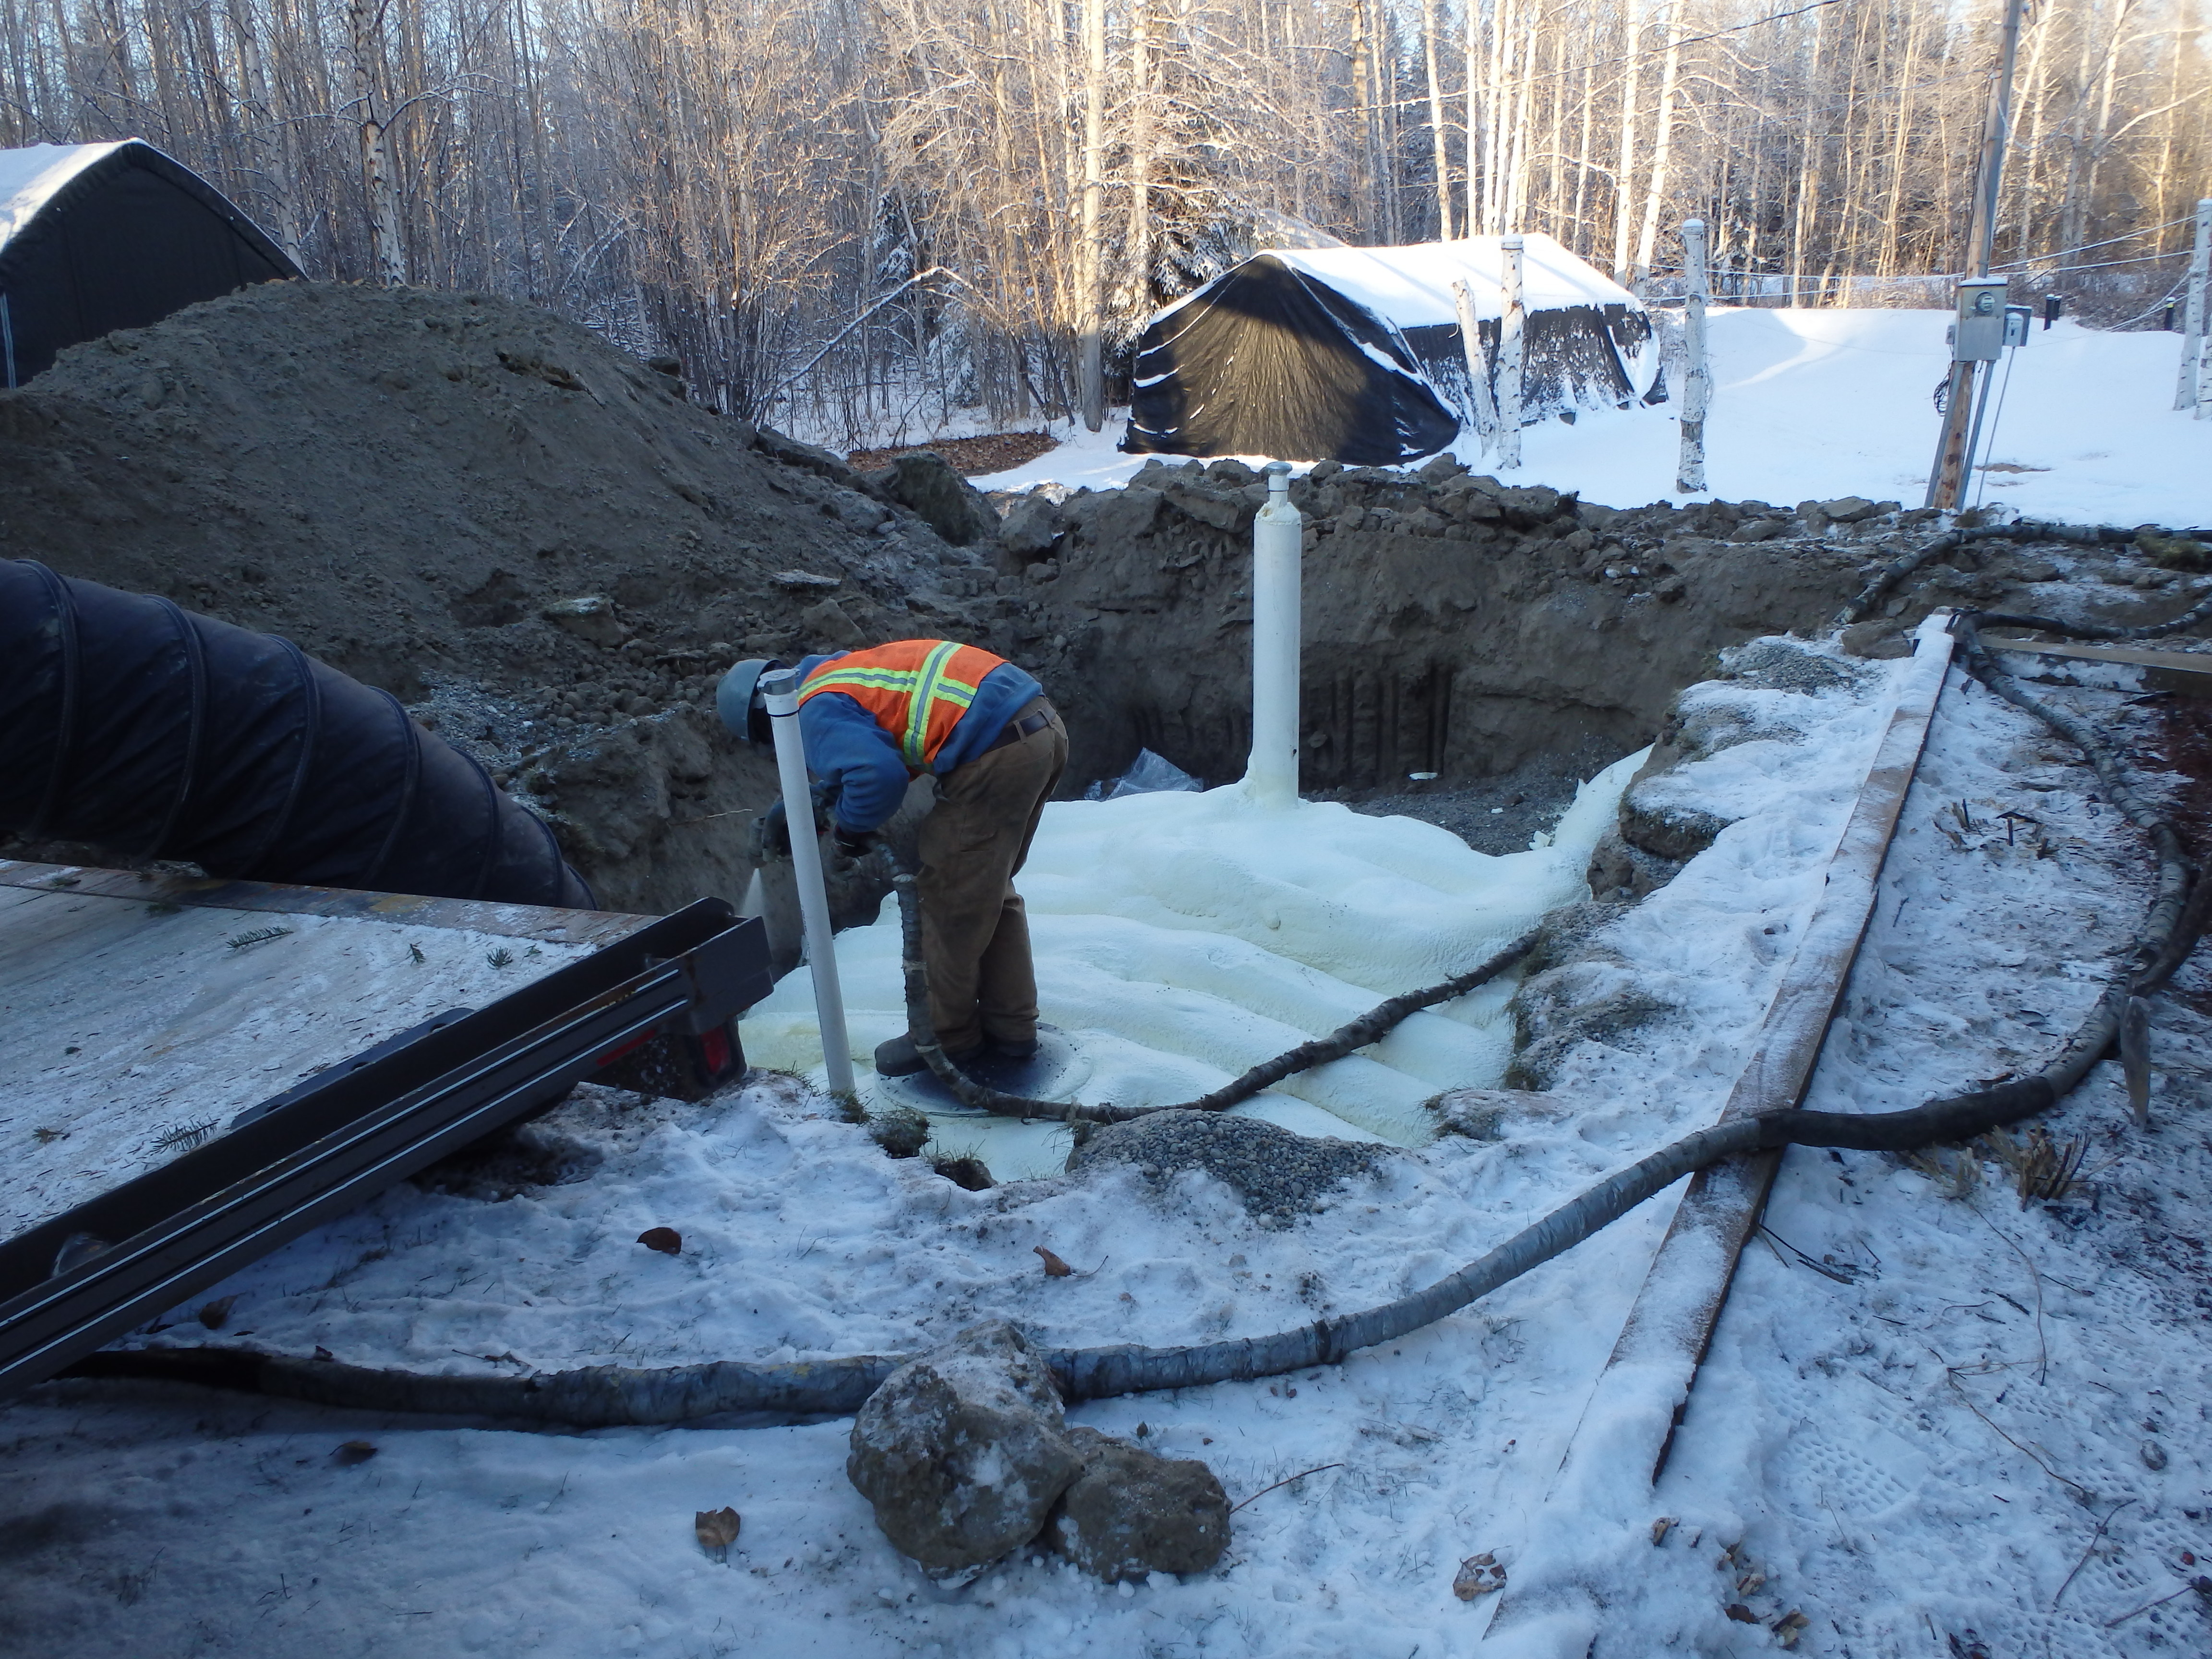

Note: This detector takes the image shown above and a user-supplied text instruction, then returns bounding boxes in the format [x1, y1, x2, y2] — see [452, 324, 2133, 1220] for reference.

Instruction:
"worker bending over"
[718, 639, 1066, 1077]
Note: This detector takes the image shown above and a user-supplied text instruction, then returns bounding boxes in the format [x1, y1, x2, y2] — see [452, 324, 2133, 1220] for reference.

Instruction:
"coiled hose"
[0, 559, 592, 907]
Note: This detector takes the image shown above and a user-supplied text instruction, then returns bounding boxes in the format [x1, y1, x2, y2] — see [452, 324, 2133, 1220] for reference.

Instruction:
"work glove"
[755, 786, 833, 860]
[831, 824, 878, 862]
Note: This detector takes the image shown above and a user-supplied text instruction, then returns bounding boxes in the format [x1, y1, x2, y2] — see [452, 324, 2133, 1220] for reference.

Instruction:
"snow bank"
[740, 756, 1641, 1176]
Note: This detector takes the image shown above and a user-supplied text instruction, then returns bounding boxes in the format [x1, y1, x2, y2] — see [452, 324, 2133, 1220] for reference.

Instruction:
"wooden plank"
[1482, 613, 1957, 1640]
[0, 860, 650, 947]
[0, 880, 621, 1236]
[1980, 635, 2212, 698]
[1579, 613, 1956, 1479]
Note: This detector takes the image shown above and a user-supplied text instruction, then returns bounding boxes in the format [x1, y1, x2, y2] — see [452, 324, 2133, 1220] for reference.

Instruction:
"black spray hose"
[888, 865, 1538, 1124]
[60, 608, 2208, 1426]
[0, 560, 592, 907]
[1839, 517, 2210, 628]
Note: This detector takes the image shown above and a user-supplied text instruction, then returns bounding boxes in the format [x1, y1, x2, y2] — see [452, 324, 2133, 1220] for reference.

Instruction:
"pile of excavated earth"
[3, 279, 2206, 916]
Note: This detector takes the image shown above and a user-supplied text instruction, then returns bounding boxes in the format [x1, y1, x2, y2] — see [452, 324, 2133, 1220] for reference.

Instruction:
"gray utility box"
[1953, 277, 2010, 361]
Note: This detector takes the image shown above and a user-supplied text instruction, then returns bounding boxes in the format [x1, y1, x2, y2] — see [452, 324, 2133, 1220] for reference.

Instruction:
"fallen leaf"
[1453, 1553, 1507, 1600]
[197, 1295, 238, 1330]
[333, 1440, 378, 1466]
[695, 1506, 741, 1560]
[638, 1227, 683, 1255]
[1034, 1246, 1072, 1277]
[1724, 1603, 1758, 1623]
[1651, 1516, 1675, 1545]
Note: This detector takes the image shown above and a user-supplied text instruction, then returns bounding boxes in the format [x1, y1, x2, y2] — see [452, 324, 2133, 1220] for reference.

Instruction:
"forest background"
[2, 0, 2206, 444]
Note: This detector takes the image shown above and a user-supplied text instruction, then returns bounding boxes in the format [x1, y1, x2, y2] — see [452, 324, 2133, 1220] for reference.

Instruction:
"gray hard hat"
[716, 658, 785, 746]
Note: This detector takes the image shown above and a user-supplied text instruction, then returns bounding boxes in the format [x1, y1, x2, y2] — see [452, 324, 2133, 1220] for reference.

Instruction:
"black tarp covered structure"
[1124, 233, 1660, 466]
[0, 140, 299, 387]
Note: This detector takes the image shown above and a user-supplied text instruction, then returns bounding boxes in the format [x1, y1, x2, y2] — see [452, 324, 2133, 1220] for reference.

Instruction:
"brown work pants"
[918, 696, 1067, 1055]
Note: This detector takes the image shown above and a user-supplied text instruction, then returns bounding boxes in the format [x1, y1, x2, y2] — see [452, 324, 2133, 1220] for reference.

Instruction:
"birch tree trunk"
[348, 0, 407, 288]
[1609, 0, 1643, 279]
[1631, 0, 1684, 286]
[1076, 0, 1106, 430]
[1420, 0, 1453, 238]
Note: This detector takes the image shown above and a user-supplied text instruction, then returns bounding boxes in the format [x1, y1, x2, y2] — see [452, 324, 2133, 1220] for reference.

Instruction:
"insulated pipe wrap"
[0, 560, 592, 907]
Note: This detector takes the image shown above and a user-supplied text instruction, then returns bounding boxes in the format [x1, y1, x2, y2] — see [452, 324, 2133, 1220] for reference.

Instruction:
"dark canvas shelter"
[1124, 233, 1660, 466]
[0, 140, 299, 387]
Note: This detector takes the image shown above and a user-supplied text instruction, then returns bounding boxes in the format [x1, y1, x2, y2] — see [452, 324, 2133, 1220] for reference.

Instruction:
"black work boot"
[874, 1033, 983, 1077]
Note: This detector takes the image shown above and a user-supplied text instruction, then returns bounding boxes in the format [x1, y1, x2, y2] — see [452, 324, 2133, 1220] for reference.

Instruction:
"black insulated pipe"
[0, 559, 593, 908]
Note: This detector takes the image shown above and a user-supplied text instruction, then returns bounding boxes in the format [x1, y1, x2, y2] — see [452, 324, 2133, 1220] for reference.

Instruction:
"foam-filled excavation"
[740, 750, 1644, 1177]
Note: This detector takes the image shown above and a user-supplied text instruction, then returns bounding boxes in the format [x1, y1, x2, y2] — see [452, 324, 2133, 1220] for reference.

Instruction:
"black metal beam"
[0, 898, 771, 1400]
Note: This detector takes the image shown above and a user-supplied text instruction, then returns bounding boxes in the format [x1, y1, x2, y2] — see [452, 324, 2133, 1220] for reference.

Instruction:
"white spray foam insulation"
[741, 752, 1645, 1176]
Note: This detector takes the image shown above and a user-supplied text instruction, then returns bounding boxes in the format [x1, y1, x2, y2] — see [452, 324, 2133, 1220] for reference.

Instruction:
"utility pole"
[1926, 0, 2026, 510]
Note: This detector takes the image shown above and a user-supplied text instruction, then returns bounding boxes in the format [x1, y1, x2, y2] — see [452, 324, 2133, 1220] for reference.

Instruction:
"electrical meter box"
[2003, 305, 2033, 349]
[1953, 278, 2010, 361]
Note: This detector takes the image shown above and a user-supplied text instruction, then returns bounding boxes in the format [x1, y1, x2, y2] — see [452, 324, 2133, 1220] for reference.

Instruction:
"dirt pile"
[0, 282, 1040, 911]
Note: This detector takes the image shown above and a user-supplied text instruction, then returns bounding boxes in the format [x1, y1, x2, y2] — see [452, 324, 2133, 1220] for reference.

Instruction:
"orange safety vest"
[796, 639, 1009, 769]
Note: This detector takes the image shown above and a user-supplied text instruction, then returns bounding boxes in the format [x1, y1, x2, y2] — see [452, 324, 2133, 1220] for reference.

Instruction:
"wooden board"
[1482, 613, 1957, 1639]
[1980, 635, 2212, 697]
[0, 870, 651, 1237]
[0, 860, 649, 946]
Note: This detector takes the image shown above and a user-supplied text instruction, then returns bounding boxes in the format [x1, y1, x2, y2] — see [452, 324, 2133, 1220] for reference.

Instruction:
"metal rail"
[0, 896, 770, 1401]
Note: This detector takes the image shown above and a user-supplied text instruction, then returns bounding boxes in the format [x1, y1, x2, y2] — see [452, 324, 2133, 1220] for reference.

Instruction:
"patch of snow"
[976, 311, 2211, 529]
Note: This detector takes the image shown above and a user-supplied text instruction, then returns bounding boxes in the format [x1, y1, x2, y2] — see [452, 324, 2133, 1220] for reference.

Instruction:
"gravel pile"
[1066, 1110, 1391, 1226]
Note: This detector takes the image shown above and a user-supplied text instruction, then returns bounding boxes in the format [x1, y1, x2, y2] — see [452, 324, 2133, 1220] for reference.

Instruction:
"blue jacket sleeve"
[797, 693, 912, 833]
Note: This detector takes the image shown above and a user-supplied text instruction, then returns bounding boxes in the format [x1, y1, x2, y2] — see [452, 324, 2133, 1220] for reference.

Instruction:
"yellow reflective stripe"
[801, 666, 921, 696]
[903, 642, 962, 765]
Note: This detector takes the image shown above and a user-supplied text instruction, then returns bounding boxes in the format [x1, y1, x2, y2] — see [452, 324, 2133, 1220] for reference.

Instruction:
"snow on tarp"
[0, 142, 122, 247]
[0, 137, 298, 385]
[1270, 233, 1640, 326]
[1125, 232, 1659, 466]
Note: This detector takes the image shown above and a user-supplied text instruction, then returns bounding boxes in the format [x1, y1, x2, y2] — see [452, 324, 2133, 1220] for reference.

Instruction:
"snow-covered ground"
[977, 310, 2211, 529]
[8, 634, 2207, 1656]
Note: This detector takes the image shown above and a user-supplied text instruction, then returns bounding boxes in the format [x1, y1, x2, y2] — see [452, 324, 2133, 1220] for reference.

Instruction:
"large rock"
[1044, 1427, 1230, 1582]
[863, 451, 1000, 547]
[846, 1322, 1082, 1571]
[999, 490, 1064, 559]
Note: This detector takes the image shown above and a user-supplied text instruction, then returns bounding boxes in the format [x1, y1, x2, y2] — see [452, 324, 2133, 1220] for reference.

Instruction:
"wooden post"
[1498, 235, 1525, 469]
[1451, 277, 1497, 454]
[1677, 217, 1711, 494]
[2176, 198, 2211, 414]
[1928, 0, 2026, 507]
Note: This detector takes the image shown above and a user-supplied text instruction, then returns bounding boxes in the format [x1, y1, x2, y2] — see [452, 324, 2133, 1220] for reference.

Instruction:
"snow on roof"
[0, 141, 131, 250]
[1269, 232, 1638, 326]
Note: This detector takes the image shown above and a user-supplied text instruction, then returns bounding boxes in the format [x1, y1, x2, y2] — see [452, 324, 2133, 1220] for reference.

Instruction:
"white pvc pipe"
[1676, 217, 1710, 495]
[1498, 236, 1525, 470]
[1245, 461, 1303, 808]
[759, 669, 855, 1095]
